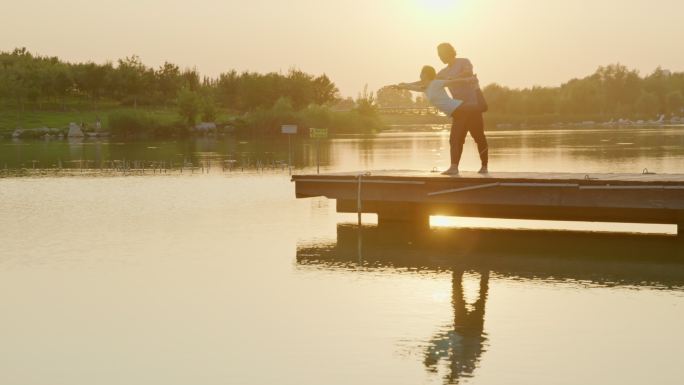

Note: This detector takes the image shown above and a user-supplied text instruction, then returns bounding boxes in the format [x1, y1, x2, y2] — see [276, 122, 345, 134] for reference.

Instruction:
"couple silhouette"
[393, 43, 489, 175]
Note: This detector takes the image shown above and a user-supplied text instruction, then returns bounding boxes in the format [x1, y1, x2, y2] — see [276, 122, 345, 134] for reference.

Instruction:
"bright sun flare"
[419, 0, 458, 10]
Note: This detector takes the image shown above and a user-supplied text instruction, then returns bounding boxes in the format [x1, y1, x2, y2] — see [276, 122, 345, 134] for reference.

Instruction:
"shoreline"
[3, 122, 684, 142]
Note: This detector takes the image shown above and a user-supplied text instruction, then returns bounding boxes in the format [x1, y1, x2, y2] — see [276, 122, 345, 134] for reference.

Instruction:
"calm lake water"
[1, 126, 684, 385]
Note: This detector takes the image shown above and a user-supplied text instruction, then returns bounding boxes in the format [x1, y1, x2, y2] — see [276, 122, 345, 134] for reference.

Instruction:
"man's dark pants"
[450, 110, 488, 167]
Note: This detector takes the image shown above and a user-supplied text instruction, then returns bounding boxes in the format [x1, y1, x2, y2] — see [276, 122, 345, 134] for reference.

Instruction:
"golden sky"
[2, 0, 682, 96]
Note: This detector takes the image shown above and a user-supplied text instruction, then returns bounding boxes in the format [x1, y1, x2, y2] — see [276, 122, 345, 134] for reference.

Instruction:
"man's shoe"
[478, 166, 489, 174]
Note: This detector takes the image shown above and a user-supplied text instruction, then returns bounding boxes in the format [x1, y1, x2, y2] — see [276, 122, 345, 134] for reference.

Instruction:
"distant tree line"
[0, 48, 388, 137]
[376, 64, 684, 120]
[484, 65, 684, 119]
[0, 48, 339, 115]
[8, 47, 681, 134]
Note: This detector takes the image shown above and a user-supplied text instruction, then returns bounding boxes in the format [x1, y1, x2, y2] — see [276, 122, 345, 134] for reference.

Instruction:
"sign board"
[309, 127, 328, 139]
[281, 125, 298, 134]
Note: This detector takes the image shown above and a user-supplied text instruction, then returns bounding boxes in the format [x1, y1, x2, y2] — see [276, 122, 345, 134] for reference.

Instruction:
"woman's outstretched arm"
[392, 81, 426, 92]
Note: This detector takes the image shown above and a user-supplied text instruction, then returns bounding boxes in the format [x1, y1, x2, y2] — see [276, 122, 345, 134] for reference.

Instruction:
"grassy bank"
[0, 107, 178, 133]
[0, 100, 384, 139]
[4, 107, 674, 140]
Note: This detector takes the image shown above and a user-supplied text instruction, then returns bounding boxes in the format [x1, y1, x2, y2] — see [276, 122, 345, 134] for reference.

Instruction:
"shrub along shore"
[0, 97, 384, 140]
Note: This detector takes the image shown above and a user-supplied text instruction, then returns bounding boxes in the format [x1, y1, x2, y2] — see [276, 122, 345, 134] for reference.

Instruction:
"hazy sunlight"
[415, 0, 458, 11]
[1, 1, 683, 384]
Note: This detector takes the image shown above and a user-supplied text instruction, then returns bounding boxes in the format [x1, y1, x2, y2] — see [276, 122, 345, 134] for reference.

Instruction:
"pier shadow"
[296, 224, 684, 384]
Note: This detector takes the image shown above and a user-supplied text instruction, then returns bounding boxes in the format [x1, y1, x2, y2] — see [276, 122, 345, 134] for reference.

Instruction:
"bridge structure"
[376, 106, 440, 115]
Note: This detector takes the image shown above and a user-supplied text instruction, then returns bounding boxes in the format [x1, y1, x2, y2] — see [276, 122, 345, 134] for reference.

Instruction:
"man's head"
[420, 65, 437, 82]
[437, 43, 457, 65]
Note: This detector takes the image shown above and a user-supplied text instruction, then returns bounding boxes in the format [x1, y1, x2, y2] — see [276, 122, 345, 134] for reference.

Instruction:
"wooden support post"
[336, 200, 430, 231]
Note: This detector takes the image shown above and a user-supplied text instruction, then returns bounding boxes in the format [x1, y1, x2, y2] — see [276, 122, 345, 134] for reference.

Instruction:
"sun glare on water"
[429, 216, 675, 234]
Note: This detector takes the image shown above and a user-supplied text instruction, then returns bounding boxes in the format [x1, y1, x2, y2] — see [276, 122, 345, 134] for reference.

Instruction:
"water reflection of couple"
[424, 269, 489, 384]
[391, 43, 489, 175]
[297, 224, 684, 384]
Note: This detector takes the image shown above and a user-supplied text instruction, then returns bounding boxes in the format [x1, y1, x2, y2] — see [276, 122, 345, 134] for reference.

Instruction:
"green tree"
[558, 78, 603, 115]
[596, 64, 641, 114]
[51, 63, 73, 110]
[312, 74, 338, 105]
[355, 85, 377, 116]
[666, 91, 683, 114]
[376, 86, 414, 108]
[201, 92, 217, 122]
[216, 70, 240, 109]
[333, 96, 356, 110]
[177, 87, 201, 125]
[155, 62, 182, 106]
[74, 62, 112, 107]
[115, 55, 149, 108]
[181, 68, 200, 91]
[3, 49, 38, 124]
[482, 83, 513, 114]
[285, 69, 315, 109]
[635, 92, 660, 116]
[643, 67, 670, 110]
[214, 69, 339, 112]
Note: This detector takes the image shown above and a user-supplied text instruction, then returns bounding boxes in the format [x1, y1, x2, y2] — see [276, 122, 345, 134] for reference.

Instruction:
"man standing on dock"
[437, 43, 489, 175]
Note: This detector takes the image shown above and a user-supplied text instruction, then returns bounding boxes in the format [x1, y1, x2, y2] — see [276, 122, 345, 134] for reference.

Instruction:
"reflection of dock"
[297, 225, 684, 292]
[293, 171, 684, 235]
[296, 225, 684, 383]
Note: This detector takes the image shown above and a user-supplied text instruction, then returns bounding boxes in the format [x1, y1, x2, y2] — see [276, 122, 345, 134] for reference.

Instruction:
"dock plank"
[294, 170, 684, 184]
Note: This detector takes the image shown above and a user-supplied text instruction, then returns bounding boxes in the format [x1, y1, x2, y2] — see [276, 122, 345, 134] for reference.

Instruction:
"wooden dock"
[292, 171, 684, 235]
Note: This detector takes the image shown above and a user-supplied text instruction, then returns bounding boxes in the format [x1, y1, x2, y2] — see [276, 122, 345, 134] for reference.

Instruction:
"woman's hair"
[421, 65, 437, 80]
